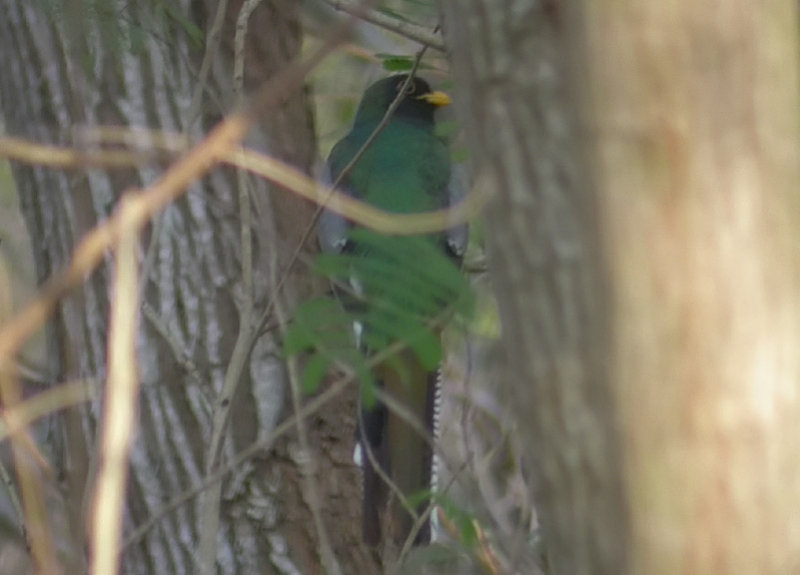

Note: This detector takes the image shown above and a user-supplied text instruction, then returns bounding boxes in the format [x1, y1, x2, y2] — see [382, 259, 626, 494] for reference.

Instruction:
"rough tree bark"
[443, 1, 800, 574]
[0, 1, 376, 573]
[442, 2, 625, 573]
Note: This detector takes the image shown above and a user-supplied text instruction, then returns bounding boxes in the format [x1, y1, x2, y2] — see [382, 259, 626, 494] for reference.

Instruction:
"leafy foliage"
[434, 494, 480, 549]
[283, 297, 375, 396]
[285, 228, 473, 403]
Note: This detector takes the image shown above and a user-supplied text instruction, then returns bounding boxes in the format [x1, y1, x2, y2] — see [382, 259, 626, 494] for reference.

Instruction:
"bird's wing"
[445, 162, 470, 260]
[317, 159, 351, 254]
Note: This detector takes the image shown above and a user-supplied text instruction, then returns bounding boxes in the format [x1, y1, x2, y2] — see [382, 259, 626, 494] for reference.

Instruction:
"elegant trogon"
[318, 75, 468, 549]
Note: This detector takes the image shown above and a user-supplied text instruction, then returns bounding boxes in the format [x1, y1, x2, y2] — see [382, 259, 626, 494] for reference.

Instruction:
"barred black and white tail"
[354, 357, 441, 548]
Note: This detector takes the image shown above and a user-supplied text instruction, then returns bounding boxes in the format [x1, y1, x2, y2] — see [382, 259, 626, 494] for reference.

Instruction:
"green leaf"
[434, 120, 459, 140]
[382, 58, 414, 72]
[283, 297, 352, 354]
[374, 53, 415, 72]
[302, 354, 330, 394]
[433, 494, 480, 549]
[451, 147, 470, 163]
[313, 252, 352, 277]
[285, 219, 474, 404]
[407, 324, 442, 369]
[406, 486, 434, 509]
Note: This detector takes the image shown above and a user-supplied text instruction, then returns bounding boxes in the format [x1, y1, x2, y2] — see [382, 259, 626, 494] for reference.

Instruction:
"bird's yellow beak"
[417, 91, 452, 107]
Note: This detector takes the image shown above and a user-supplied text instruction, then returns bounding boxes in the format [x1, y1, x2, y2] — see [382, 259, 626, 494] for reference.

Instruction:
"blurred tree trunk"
[443, 1, 800, 574]
[0, 1, 376, 573]
[441, 2, 625, 573]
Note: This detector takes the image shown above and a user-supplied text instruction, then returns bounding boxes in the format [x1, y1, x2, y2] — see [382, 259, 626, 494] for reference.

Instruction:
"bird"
[317, 74, 468, 551]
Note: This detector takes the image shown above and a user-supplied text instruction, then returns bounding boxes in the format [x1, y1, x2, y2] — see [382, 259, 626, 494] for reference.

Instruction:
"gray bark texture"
[442, 2, 626, 573]
[443, 1, 800, 574]
[0, 1, 377, 573]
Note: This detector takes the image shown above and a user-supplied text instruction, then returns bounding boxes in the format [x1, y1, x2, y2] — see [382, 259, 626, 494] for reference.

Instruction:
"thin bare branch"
[0, 237, 58, 574]
[142, 303, 204, 386]
[0, 133, 488, 236]
[228, 147, 489, 235]
[0, 380, 93, 441]
[0, 459, 23, 539]
[89, 196, 140, 575]
[273, 256, 343, 575]
[0, 15, 354, 361]
[122, 320, 434, 550]
[321, 0, 445, 51]
[122, 374, 351, 551]
[0, 135, 162, 168]
[187, 0, 230, 126]
[196, 1, 263, 569]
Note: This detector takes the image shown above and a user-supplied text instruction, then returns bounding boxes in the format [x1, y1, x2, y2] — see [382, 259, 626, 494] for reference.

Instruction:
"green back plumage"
[328, 120, 450, 216]
[325, 80, 461, 336]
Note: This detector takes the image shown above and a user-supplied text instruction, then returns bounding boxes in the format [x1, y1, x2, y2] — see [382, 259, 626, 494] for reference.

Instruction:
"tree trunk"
[0, 1, 376, 573]
[443, 1, 800, 574]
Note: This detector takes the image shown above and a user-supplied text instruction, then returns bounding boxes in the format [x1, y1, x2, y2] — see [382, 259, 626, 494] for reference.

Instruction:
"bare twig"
[196, 2, 256, 570]
[273, 255, 342, 575]
[320, 0, 445, 51]
[248, 48, 431, 344]
[0, 135, 161, 168]
[74, 125, 188, 154]
[123, 373, 350, 550]
[89, 196, 141, 575]
[142, 303, 204, 386]
[136, 212, 164, 296]
[228, 147, 488, 235]
[196, 3, 264, 571]
[0, 459, 24, 536]
[187, 0, 230, 126]
[122, 322, 433, 549]
[0, 239, 57, 574]
[0, 12, 355, 363]
[0, 6, 368, 574]
[332, 314, 468, 564]
[0, 380, 93, 441]
[197, 319, 257, 574]
[0, 133, 488, 236]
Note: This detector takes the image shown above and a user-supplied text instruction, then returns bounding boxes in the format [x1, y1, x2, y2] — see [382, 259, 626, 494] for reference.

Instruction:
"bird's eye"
[396, 81, 416, 95]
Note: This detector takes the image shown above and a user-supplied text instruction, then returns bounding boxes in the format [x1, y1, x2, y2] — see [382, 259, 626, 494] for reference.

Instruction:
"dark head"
[353, 75, 451, 126]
